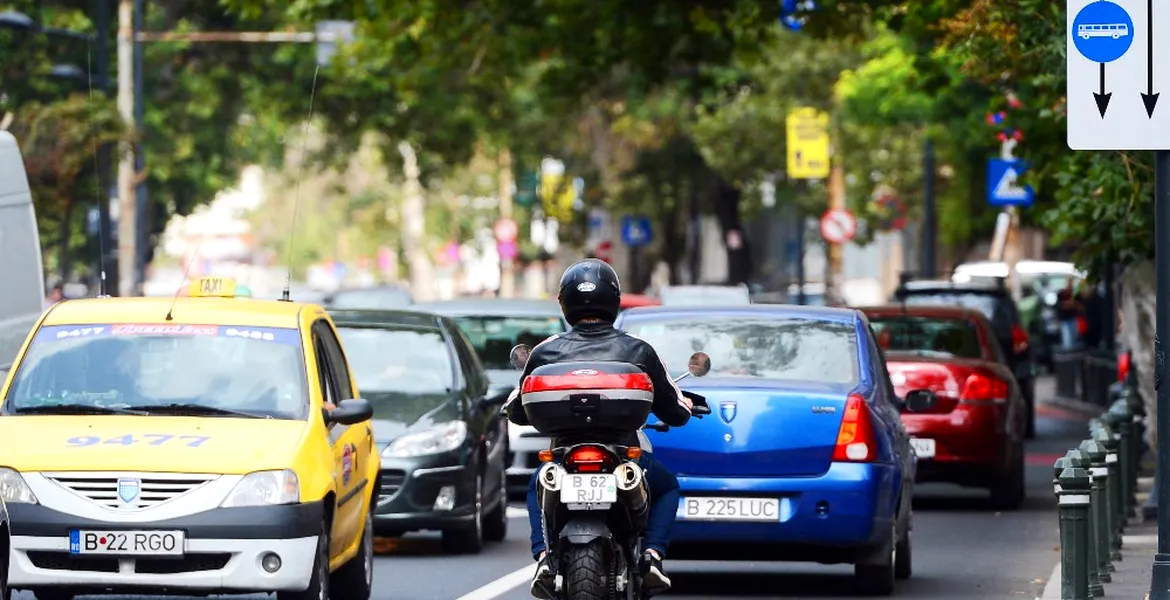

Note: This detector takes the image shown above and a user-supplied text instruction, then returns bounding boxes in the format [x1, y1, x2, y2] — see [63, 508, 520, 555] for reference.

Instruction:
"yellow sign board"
[786, 108, 831, 179]
[188, 276, 237, 298]
[541, 174, 577, 222]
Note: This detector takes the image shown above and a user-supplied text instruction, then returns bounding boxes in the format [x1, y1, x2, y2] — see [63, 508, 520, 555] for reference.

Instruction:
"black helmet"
[558, 259, 621, 325]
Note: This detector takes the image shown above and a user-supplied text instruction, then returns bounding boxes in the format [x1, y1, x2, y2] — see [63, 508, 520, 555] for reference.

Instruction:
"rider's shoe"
[640, 550, 672, 592]
[530, 555, 555, 600]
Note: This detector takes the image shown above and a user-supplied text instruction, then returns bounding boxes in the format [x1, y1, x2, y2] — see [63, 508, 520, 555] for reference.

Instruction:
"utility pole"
[116, 0, 136, 297]
[95, 0, 116, 296]
[133, 0, 147, 292]
[498, 148, 515, 299]
[922, 138, 936, 278]
[826, 162, 846, 303]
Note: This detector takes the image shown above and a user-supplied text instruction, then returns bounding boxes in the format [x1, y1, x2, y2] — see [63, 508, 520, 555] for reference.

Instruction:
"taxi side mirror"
[326, 398, 374, 425]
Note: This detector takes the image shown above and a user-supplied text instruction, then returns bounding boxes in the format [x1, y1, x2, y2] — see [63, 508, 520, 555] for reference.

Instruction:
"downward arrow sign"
[1094, 63, 1112, 117]
[1142, 0, 1159, 116]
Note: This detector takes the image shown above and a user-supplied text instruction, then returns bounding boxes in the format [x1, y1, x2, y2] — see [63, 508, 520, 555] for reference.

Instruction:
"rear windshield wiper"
[10, 403, 147, 416]
[126, 403, 269, 419]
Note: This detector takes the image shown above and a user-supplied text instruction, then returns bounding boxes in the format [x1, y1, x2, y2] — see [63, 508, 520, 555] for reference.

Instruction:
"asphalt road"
[12, 378, 1091, 600]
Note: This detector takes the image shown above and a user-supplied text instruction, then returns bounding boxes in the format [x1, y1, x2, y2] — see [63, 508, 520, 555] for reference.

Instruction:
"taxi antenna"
[85, 47, 109, 298]
[280, 65, 322, 303]
[165, 239, 203, 321]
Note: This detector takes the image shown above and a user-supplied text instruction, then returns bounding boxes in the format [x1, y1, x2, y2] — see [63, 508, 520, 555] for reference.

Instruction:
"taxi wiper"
[129, 403, 268, 419]
[11, 403, 147, 416]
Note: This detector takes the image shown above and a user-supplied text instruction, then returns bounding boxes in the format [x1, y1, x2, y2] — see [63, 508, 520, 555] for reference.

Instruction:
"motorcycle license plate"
[559, 474, 618, 504]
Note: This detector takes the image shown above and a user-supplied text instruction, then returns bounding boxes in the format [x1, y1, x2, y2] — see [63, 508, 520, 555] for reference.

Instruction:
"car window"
[621, 316, 859, 385]
[3, 324, 309, 419]
[449, 325, 487, 394]
[869, 315, 984, 360]
[315, 321, 353, 400]
[452, 315, 566, 370]
[336, 326, 454, 394]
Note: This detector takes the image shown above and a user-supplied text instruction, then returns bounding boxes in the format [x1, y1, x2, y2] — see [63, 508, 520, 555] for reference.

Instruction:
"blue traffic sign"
[620, 216, 653, 247]
[987, 159, 1035, 207]
[780, 0, 816, 31]
[1072, 1, 1134, 64]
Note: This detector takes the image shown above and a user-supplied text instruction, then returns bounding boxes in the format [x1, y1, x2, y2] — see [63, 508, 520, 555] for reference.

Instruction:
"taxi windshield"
[3, 324, 308, 419]
[621, 316, 859, 385]
[337, 326, 454, 394]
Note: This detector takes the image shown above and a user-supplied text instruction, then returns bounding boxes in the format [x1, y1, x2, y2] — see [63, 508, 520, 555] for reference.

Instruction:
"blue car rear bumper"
[667, 462, 900, 561]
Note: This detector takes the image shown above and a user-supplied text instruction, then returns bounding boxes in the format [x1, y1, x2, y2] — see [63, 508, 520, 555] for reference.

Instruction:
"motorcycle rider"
[505, 259, 693, 599]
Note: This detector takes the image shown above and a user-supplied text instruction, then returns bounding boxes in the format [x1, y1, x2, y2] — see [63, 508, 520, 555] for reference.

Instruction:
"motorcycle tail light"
[565, 445, 612, 473]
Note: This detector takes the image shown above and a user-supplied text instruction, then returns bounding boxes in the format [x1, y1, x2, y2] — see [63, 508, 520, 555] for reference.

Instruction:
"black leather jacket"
[505, 320, 692, 446]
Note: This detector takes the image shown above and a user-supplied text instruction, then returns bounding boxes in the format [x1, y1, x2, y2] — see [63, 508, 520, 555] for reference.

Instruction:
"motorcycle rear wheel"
[565, 540, 611, 600]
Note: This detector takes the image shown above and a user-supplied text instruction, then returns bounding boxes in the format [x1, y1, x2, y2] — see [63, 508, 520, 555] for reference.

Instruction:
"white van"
[0, 131, 45, 375]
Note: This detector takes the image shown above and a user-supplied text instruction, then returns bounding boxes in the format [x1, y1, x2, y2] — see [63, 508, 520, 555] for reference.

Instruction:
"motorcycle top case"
[520, 361, 654, 437]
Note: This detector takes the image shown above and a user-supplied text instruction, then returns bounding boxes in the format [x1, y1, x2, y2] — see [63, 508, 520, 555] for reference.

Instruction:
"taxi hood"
[0, 415, 308, 473]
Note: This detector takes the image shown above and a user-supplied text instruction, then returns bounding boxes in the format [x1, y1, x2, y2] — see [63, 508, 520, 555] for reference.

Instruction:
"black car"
[329, 309, 511, 554]
[893, 279, 1038, 438]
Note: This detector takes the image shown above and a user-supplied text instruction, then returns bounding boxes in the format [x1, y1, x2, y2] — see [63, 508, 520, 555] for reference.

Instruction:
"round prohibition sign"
[820, 208, 857, 244]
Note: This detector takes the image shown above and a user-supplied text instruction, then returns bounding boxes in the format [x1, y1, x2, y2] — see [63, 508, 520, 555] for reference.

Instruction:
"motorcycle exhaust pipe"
[614, 462, 649, 516]
[538, 462, 564, 492]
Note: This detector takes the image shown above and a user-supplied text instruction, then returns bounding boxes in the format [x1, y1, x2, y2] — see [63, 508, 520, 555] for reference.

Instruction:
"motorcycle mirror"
[509, 344, 532, 370]
[687, 351, 711, 377]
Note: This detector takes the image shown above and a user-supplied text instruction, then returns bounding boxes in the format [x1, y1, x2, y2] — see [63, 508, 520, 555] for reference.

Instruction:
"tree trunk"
[711, 177, 751, 285]
[1120, 261, 1157, 448]
[396, 141, 435, 301]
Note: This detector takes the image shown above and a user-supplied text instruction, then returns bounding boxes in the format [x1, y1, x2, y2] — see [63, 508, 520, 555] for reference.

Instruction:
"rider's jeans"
[528, 451, 680, 560]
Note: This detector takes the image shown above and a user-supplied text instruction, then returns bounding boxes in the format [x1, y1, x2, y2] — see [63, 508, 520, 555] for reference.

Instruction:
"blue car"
[615, 305, 935, 595]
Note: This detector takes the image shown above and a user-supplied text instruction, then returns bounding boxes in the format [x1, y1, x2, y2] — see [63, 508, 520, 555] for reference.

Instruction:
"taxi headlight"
[0, 467, 37, 504]
[383, 421, 467, 458]
[221, 469, 299, 508]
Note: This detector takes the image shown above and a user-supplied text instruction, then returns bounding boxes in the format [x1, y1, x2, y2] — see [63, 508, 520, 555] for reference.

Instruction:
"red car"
[863, 305, 1027, 509]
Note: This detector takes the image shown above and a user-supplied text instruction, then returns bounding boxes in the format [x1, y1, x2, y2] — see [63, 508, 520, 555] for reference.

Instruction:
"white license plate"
[559, 474, 618, 504]
[910, 438, 936, 459]
[677, 497, 781, 522]
[69, 530, 184, 556]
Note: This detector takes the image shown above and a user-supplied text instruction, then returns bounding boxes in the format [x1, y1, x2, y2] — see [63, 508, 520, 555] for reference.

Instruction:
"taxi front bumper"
[7, 500, 323, 594]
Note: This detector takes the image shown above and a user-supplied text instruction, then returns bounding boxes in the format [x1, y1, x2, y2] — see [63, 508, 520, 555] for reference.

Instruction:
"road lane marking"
[506, 506, 528, 519]
[453, 563, 535, 600]
[1036, 562, 1060, 599]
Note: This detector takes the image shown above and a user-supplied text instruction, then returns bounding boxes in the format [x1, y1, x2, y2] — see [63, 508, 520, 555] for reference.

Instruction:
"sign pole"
[922, 138, 936, 278]
[1152, 150, 1170, 599]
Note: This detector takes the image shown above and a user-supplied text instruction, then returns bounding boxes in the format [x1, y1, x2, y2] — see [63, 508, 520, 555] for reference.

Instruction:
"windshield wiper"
[126, 403, 269, 419]
[11, 403, 147, 416]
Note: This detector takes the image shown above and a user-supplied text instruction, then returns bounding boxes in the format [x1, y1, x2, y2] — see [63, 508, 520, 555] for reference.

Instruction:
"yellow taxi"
[0, 277, 379, 600]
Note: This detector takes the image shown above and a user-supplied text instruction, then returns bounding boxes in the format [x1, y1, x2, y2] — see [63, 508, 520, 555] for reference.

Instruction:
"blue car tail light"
[832, 394, 877, 462]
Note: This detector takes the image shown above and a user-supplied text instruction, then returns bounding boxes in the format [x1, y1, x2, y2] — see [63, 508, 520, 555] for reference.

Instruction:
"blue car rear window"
[623, 316, 859, 385]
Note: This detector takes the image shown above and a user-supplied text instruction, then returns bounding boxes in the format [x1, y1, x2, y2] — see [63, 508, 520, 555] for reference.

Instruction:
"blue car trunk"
[646, 381, 850, 478]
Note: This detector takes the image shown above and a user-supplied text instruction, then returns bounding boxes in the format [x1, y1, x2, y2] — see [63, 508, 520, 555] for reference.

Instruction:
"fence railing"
[1053, 373, 1145, 599]
[1052, 349, 1119, 407]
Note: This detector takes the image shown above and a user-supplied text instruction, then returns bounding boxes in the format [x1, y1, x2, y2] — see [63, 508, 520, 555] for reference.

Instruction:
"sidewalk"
[1039, 478, 1158, 599]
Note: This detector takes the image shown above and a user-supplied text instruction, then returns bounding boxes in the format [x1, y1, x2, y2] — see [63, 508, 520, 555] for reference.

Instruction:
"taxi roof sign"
[188, 276, 237, 298]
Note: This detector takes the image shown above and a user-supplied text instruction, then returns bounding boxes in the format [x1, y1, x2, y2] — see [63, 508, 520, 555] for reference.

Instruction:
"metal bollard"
[1064, 448, 1104, 596]
[1079, 439, 1115, 581]
[1056, 456, 1093, 600]
[1090, 424, 1124, 560]
[1107, 400, 1136, 515]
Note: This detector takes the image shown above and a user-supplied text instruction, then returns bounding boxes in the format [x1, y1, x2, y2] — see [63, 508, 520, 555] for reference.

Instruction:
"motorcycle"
[507, 344, 712, 600]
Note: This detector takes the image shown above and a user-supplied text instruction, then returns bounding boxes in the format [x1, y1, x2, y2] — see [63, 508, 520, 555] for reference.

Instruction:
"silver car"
[412, 299, 568, 496]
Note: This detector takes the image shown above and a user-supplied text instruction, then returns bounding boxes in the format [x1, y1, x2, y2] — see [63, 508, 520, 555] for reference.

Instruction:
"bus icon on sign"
[1078, 23, 1129, 39]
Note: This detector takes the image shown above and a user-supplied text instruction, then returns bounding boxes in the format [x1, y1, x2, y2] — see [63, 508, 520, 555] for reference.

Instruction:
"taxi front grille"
[378, 469, 406, 503]
[47, 472, 218, 510]
[26, 551, 231, 574]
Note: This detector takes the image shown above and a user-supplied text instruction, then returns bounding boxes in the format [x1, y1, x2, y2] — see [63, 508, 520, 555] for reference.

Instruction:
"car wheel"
[277, 521, 330, 600]
[894, 529, 912, 580]
[441, 474, 485, 554]
[330, 506, 374, 600]
[483, 462, 509, 542]
[854, 523, 896, 595]
[1024, 383, 1037, 439]
[990, 453, 1027, 510]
